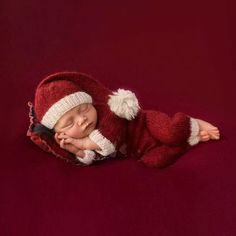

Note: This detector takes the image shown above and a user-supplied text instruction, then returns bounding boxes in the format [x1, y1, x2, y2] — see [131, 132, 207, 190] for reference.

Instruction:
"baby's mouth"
[84, 122, 92, 130]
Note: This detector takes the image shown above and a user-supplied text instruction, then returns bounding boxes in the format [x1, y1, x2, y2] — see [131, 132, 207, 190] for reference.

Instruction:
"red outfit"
[94, 104, 197, 168]
[125, 111, 192, 167]
[28, 72, 199, 168]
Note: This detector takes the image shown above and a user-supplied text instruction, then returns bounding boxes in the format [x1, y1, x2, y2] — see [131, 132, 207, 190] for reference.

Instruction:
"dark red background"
[1, 0, 235, 235]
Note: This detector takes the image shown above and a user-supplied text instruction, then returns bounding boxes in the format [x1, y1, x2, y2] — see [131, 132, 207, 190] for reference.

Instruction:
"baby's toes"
[213, 130, 220, 135]
[211, 133, 220, 140]
[209, 130, 220, 139]
[200, 134, 210, 141]
[211, 127, 220, 133]
[202, 136, 210, 141]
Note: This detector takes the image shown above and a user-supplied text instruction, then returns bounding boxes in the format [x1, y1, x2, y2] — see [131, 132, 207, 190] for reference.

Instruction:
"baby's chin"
[85, 126, 96, 137]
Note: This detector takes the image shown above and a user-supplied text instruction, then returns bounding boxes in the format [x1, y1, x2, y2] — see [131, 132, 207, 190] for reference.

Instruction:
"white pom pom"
[108, 89, 140, 120]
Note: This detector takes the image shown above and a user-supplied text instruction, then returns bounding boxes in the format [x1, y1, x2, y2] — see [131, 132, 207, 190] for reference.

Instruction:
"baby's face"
[54, 103, 97, 139]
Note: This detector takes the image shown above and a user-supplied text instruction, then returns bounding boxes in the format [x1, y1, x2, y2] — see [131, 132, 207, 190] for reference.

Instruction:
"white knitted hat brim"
[41, 91, 92, 129]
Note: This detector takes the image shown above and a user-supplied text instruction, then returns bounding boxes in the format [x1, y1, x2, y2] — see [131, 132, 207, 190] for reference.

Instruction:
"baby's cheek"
[66, 127, 83, 139]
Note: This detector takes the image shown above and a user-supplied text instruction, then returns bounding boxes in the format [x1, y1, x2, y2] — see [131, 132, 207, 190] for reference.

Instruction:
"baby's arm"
[55, 133, 81, 155]
[57, 133, 101, 151]
[55, 133, 97, 165]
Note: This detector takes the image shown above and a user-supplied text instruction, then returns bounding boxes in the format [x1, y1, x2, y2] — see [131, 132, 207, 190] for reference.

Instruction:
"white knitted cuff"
[76, 150, 95, 165]
[188, 118, 200, 146]
[89, 129, 116, 156]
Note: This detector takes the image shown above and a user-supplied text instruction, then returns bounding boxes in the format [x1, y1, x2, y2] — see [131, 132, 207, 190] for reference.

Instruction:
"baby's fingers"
[64, 137, 74, 144]
[59, 140, 79, 154]
[54, 133, 61, 144]
[58, 133, 70, 139]
[60, 139, 66, 149]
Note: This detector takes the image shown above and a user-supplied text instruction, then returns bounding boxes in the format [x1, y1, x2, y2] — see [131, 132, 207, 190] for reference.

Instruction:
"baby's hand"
[54, 133, 81, 155]
[57, 133, 86, 150]
[57, 133, 78, 145]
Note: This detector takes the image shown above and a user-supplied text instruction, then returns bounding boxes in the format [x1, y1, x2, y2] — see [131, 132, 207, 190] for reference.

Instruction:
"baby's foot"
[196, 119, 220, 142]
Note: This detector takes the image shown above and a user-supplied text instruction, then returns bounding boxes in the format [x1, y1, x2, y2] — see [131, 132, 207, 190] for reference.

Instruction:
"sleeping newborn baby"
[29, 71, 220, 167]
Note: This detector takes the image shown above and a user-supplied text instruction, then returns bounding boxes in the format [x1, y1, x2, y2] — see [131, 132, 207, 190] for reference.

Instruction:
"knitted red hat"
[28, 71, 140, 164]
[35, 73, 93, 129]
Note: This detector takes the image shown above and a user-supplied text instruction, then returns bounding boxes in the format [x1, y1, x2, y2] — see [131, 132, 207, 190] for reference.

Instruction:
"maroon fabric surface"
[1, 0, 235, 235]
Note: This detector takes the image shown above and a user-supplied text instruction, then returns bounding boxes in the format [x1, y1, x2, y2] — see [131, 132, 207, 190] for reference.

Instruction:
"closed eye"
[64, 123, 73, 128]
[60, 119, 73, 130]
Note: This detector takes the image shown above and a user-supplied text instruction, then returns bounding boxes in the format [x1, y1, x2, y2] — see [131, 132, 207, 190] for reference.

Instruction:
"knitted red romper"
[68, 74, 201, 168]
[125, 110, 197, 167]
[94, 102, 199, 168]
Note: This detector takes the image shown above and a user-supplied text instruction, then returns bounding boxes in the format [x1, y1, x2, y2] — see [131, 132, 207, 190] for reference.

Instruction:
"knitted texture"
[29, 71, 200, 168]
[124, 110, 193, 167]
[35, 78, 80, 124]
[30, 72, 127, 164]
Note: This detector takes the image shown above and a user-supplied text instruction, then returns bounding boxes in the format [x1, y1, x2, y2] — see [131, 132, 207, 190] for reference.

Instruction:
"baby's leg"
[146, 111, 192, 146]
[145, 111, 220, 146]
[140, 144, 189, 168]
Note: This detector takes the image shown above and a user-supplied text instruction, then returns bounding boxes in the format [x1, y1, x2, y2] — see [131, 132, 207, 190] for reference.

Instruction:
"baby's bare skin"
[196, 119, 220, 142]
[54, 132, 83, 156]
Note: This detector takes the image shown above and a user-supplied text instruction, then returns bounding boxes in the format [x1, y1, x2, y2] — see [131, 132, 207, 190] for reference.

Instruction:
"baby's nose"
[77, 116, 87, 126]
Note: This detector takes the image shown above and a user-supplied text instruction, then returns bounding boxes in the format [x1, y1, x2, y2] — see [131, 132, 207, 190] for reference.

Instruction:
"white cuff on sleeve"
[188, 118, 200, 146]
[89, 129, 116, 156]
[76, 150, 95, 165]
